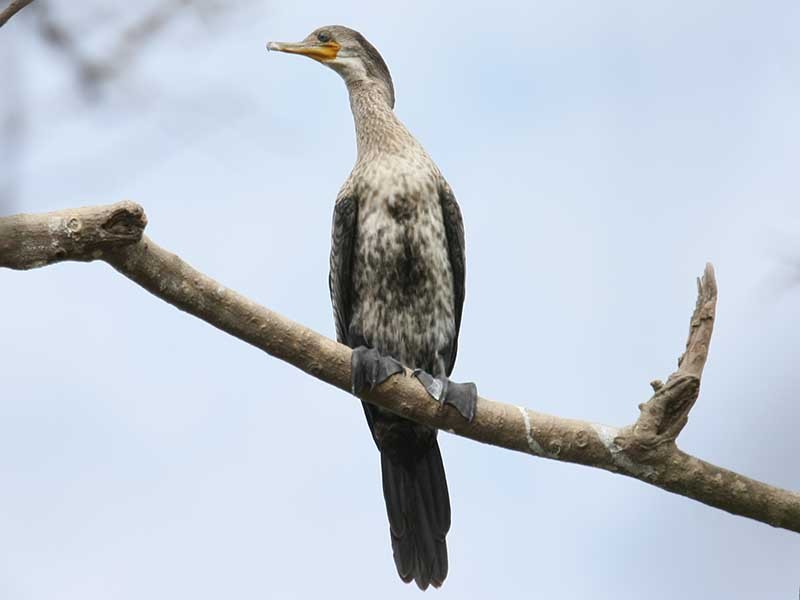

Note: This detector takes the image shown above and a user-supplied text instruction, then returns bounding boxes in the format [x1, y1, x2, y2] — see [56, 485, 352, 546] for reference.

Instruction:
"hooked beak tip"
[265, 40, 340, 61]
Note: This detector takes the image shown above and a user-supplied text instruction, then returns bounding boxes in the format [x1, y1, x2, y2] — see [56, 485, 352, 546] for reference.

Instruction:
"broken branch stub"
[628, 264, 717, 453]
[0, 201, 146, 270]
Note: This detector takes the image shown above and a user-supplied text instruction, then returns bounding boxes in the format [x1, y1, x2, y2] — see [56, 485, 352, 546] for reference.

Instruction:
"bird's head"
[267, 25, 395, 108]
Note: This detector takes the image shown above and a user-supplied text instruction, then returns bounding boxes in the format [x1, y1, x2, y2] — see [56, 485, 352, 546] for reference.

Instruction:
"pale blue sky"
[2, 1, 800, 598]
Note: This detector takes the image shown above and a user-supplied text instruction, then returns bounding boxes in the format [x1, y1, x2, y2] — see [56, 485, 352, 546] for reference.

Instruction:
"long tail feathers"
[380, 442, 451, 590]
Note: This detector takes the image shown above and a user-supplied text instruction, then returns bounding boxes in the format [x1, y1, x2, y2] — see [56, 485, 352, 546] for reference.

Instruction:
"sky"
[2, 1, 800, 598]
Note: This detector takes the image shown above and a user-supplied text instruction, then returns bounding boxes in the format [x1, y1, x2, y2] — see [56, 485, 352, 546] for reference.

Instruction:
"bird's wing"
[329, 194, 358, 345]
[439, 181, 466, 376]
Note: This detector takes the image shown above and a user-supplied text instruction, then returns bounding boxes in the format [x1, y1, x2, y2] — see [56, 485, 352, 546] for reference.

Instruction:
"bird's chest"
[350, 180, 455, 366]
[354, 187, 451, 304]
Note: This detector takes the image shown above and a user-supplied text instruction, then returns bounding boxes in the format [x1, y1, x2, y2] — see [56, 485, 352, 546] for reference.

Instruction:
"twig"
[0, 0, 34, 28]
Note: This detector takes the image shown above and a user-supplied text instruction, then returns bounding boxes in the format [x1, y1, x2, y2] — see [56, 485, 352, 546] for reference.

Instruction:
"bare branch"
[0, 0, 33, 28]
[0, 201, 146, 269]
[625, 264, 717, 451]
[2, 202, 800, 534]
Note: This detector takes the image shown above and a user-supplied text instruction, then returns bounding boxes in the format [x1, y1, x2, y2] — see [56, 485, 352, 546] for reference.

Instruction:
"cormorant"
[267, 26, 477, 590]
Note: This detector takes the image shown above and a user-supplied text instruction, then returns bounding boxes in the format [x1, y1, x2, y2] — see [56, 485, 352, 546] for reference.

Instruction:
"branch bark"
[2, 202, 800, 533]
[0, 0, 33, 28]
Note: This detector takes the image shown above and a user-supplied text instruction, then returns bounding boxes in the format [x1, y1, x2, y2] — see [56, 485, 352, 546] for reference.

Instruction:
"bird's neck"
[348, 81, 415, 161]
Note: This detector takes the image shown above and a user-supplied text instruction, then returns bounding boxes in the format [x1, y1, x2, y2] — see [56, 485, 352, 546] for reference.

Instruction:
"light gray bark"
[2, 201, 799, 533]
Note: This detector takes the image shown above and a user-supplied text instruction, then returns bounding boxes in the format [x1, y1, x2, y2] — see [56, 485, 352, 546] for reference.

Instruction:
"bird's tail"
[380, 441, 451, 590]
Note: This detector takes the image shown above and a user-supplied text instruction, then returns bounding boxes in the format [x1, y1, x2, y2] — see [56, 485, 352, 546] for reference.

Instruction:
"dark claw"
[412, 371, 478, 422]
[445, 380, 478, 422]
[351, 346, 404, 395]
[412, 369, 446, 401]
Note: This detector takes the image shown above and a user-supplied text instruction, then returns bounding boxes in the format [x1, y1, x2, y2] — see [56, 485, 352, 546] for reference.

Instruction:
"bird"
[267, 25, 477, 590]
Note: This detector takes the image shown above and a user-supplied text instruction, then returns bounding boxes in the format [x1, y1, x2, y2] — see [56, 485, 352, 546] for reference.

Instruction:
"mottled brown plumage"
[269, 25, 469, 590]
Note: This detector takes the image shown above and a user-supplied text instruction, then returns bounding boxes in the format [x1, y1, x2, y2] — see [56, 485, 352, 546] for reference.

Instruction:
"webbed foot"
[351, 346, 404, 395]
[412, 370, 478, 422]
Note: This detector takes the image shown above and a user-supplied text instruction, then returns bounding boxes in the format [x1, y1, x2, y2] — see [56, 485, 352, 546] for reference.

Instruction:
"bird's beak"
[266, 40, 341, 62]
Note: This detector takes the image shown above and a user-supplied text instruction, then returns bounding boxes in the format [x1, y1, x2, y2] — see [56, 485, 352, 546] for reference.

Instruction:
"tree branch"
[2, 202, 800, 533]
[30, 1, 227, 92]
[0, 0, 33, 28]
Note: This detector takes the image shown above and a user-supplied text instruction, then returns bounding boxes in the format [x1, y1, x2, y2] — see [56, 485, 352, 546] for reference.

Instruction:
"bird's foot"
[351, 346, 404, 395]
[412, 370, 478, 422]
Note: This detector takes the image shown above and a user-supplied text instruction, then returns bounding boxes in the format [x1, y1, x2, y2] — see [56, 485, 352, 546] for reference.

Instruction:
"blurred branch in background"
[763, 230, 800, 294]
[0, 31, 25, 216]
[0, 0, 252, 215]
[31, 0, 231, 94]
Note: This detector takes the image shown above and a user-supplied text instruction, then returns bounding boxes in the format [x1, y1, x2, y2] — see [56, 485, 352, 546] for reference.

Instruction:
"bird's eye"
[317, 31, 331, 43]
